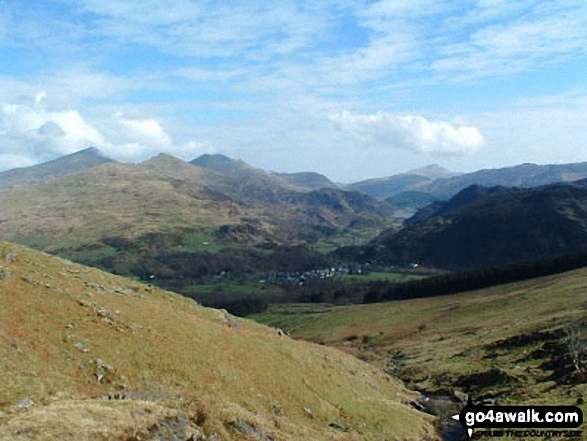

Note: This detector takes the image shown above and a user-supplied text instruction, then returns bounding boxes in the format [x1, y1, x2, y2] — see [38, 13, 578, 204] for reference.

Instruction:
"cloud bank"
[0, 94, 213, 171]
[329, 111, 484, 156]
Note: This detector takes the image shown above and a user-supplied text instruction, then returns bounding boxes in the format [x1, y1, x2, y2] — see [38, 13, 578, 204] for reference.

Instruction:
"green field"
[174, 232, 228, 253]
[334, 271, 426, 283]
[311, 225, 399, 254]
[185, 282, 262, 295]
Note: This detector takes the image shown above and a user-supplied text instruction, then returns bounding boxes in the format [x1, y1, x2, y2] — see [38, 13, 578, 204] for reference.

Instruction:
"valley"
[253, 268, 587, 438]
[0, 241, 438, 440]
[3, 3, 587, 440]
[1, 151, 587, 439]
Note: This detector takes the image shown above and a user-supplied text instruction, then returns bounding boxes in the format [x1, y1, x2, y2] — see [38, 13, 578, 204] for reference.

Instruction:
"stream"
[416, 394, 467, 441]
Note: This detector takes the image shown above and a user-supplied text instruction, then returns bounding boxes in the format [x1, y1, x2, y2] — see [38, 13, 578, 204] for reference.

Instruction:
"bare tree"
[565, 324, 586, 372]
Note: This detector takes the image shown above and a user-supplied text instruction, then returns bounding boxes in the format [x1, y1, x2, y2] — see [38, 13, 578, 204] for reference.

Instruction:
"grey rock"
[17, 397, 35, 409]
[74, 342, 90, 353]
[96, 307, 118, 322]
[221, 309, 239, 329]
[453, 390, 468, 403]
[232, 420, 275, 441]
[94, 358, 114, 383]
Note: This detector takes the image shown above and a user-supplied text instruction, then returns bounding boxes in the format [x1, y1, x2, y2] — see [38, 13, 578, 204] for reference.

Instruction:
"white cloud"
[433, 1, 587, 81]
[119, 118, 172, 148]
[330, 111, 484, 156]
[69, 0, 331, 59]
[0, 101, 105, 157]
[0, 94, 214, 171]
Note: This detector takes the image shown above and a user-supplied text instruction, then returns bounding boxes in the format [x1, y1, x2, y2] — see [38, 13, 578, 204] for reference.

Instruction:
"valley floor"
[252, 268, 587, 439]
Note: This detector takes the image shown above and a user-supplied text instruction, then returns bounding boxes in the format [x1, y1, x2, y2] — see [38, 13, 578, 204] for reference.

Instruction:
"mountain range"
[0, 149, 394, 248]
[349, 161, 587, 208]
[3, 148, 587, 276]
[0, 149, 397, 310]
[368, 180, 587, 269]
[347, 164, 458, 200]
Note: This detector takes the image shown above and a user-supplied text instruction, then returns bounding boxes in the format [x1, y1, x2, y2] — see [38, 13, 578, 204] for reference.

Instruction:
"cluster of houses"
[259, 264, 372, 286]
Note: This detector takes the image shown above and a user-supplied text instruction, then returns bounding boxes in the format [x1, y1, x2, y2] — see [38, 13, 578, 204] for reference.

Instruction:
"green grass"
[56, 244, 118, 262]
[311, 226, 397, 254]
[185, 282, 261, 295]
[175, 233, 227, 253]
[334, 271, 425, 283]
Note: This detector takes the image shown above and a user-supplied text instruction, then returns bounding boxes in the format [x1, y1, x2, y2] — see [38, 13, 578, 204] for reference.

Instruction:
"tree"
[565, 324, 586, 372]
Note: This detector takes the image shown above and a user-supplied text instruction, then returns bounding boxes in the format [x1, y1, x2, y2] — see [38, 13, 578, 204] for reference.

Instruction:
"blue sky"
[1, 0, 586, 181]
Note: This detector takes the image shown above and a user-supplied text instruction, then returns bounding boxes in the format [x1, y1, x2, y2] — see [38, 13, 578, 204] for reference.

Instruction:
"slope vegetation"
[0, 154, 395, 251]
[254, 267, 587, 417]
[0, 241, 437, 440]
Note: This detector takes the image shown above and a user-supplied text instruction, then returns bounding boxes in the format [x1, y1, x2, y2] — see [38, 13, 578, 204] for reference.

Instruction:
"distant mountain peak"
[196, 153, 232, 161]
[143, 152, 186, 165]
[190, 154, 267, 180]
[191, 153, 250, 171]
[407, 164, 457, 179]
[70, 146, 110, 158]
[0, 147, 114, 189]
[192, 153, 244, 164]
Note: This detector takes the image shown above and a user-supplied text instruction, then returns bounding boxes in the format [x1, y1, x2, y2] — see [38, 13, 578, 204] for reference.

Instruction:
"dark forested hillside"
[358, 181, 587, 270]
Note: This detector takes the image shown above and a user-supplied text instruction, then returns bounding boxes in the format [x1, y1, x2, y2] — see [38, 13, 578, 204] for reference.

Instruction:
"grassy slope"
[0, 163, 242, 249]
[253, 269, 587, 410]
[0, 241, 437, 440]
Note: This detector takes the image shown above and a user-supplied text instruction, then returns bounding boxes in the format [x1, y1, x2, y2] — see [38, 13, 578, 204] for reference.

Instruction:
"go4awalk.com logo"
[452, 397, 583, 438]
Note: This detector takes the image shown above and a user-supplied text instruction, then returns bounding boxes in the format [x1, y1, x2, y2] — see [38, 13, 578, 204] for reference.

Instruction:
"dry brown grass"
[0, 161, 396, 254]
[0, 241, 438, 440]
[255, 269, 587, 411]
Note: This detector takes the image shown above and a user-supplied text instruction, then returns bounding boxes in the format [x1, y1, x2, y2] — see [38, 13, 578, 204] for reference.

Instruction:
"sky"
[0, 0, 586, 182]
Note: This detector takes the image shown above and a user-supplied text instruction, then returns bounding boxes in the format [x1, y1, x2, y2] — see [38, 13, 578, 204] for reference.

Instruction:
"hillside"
[371, 181, 587, 269]
[253, 267, 587, 436]
[423, 161, 587, 200]
[275, 171, 338, 190]
[191, 153, 267, 179]
[141, 153, 233, 193]
[0, 241, 438, 440]
[348, 165, 455, 200]
[384, 191, 439, 210]
[349, 161, 587, 205]
[0, 155, 398, 311]
[0, 162, 241, 249]
[190, 154, 303, 203]
[0, 148, 113, 190]
[0, 155, 395, 249]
